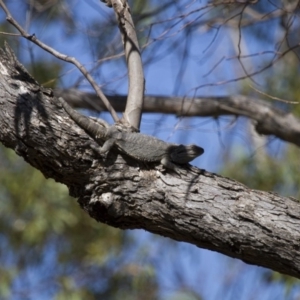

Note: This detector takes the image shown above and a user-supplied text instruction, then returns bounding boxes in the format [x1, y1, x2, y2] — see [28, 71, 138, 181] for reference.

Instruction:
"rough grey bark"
[1, 45, 300, 279]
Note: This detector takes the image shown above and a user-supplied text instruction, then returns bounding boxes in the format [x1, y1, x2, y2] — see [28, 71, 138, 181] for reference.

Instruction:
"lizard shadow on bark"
[13, 92, 54, 155]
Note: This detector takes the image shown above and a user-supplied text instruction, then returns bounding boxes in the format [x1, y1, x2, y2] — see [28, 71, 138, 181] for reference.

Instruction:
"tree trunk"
[1, 44, 300, 279]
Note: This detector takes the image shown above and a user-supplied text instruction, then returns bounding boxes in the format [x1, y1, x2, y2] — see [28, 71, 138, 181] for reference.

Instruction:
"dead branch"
[55, 89, 300, 148]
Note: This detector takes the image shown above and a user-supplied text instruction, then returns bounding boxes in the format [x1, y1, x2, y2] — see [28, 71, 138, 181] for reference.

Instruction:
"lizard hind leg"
[90, 138, 115, 158]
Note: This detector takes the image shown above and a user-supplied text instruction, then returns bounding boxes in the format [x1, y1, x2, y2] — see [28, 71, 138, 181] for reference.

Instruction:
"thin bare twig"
[0, 31, 20, 36]
[192, 42, 300, 91]
[249, 84, 299, 104]
[0, 0, 119, 122]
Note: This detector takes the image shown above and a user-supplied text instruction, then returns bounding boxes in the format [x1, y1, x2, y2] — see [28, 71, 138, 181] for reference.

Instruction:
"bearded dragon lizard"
[58, 97, 204, 171]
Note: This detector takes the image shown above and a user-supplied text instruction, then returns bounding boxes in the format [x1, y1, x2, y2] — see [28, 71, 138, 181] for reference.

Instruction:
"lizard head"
[170, 144, 204, 164]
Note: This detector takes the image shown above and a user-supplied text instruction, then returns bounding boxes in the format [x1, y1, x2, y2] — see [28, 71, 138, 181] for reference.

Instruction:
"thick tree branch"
[55, 89, 300, 148]
[1, 45, 300, 278]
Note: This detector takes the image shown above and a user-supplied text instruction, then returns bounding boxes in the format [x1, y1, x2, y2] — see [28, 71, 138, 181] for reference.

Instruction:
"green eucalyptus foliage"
[0, 145, 157, 299]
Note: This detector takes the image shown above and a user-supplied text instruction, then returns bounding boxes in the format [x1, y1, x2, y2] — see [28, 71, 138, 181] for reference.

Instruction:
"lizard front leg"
[160, 157, 186, 176]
